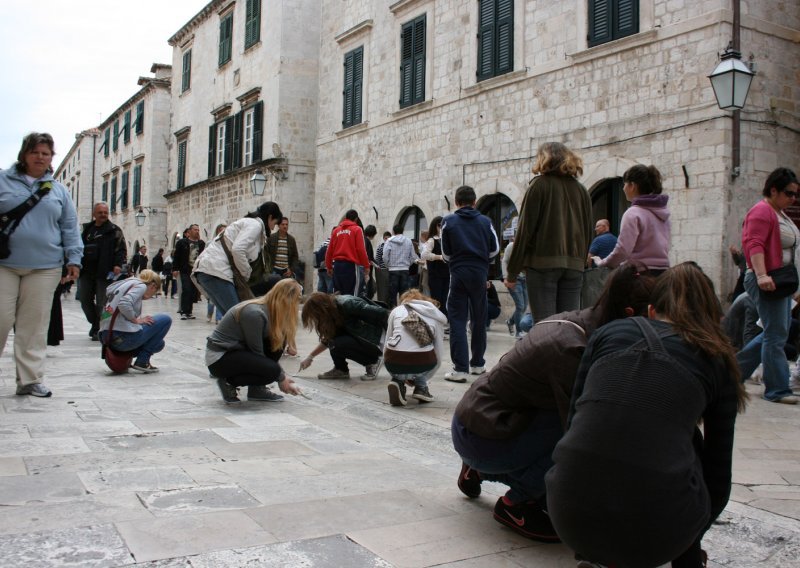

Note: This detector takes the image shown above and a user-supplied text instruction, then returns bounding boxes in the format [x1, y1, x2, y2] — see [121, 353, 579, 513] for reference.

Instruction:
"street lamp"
[708, 46, 754, 110]
[250, 169, 267, 196]
[135, 209, 146, 227]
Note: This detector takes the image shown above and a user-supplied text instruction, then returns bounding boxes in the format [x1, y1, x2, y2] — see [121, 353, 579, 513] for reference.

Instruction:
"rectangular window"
[103, 128, 110, 157]
[342, 46, 363, 129]
[245, 0, 261, 48]
[135, 101, 144, 135]
[208, 116, 235, 177]
[477, 0, 514, 82]
[216, 122, 226, 176]
[182, 50, 192, 92]
[133, 164, 142, 206]
[110, 177, 118, 213]
[243, 108, 255, 166]
[112, 120, 119, 152]
[101, 180, 108, 202]
[177, 141, 187, 189]
[588, 0, 639, 47]
[123, 110, 131, 144]
[219, 12, 233, 66]
[400, 15, 426, 108]
[120, 170, 129, 209]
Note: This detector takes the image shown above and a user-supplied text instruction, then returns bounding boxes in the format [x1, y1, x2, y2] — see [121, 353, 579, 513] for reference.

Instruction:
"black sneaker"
[387, 380, 407, 406]
[412, 385, 434, 402]
[506, 319, 515, 335]
[493, 496, 560, 542]
[247, 385, 284, 402]
[186, 314, 196, 320]
[457, 462, 481, 498]
[216, 378, 241, 404]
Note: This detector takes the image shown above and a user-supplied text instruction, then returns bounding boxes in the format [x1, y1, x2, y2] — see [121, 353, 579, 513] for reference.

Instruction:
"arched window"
[398, 206, 427, 241]
[477, 193, 516, 279]
[590, 177, 629, 235]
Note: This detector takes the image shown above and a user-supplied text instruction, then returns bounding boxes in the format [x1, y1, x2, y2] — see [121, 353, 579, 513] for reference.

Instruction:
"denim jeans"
[388, 269, 410, 308]
[317, 270, 333, 293]
[452, 409, 563, 503]
[526, 268, 583, 321]
[391, 371, 433, 389]
[736, 271, 794, 401]
[195, 272, 240, 316]
[507, 277, 528, 333]
[100, 313, 172, 367]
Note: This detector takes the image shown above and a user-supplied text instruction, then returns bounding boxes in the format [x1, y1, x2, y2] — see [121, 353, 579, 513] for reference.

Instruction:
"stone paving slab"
[0, 471, 87, 505]
[0, 436, 90, 458]
[78, 465, 197, 494]
[138, 484, 261, 516]
[24, 446, 220, 475]
[0, 523, 133, 567]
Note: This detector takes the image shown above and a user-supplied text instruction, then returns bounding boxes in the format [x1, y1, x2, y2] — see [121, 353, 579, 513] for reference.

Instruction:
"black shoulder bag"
[0, 181, 53, 259]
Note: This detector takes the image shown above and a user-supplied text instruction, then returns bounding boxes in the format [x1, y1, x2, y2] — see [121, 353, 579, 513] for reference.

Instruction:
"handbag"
[0, 182, 52, 259]
[219, 234, 256, 301]
[101, 308, 136, 373]
[761, 231, 799, 299]
[401, 306, 434, 347]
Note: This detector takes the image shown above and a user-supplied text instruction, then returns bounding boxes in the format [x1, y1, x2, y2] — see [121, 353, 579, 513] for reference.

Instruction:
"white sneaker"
[469, 366, 485, 375]
[444, 370, 469, 383]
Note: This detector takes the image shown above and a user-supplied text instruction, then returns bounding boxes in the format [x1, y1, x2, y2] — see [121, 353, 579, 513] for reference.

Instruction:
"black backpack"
[313, 244, 328, 269]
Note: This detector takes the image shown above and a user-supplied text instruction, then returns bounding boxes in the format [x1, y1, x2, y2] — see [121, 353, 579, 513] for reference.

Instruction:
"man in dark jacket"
[78, 202, 127, 340]
[172, 224, 205, 319]
[441, 185, 500, 383]
[130, 246, 148, 274]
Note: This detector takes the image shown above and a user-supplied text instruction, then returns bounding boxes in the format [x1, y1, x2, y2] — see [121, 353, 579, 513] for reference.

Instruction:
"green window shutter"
[412, 16, 426, 104]
[208, 125, 217, 177]
[120, 171, 129, 209]
[182, 50, 192, 92]
[112, 121, 119, 152]
[614, 0, 639, 39]
[103, 129, 110, 157]
[588, 0, 612, 46]
[496, 0, 513, 75]
[177, 142, 187, 189]
[399, 21, 414, 107]
[101, 181, 108, 202]
[123, 110, 131, 144]
[232, 111, 243, 169]
[219, 13, 233, 66]
[110, 177, 118, 213]
[252, 101, 264, 161]
[342, 50, 354, 128]
[352, 47, 363, 125]
[223, 116, 235, 172]
[133, 165, 141, 206]
[477, 0, 496, 81]
[135, 101, 144, 135]
[245, 0, 261, 48]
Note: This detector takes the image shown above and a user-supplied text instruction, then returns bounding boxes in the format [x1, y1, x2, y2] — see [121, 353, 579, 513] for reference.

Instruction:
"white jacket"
[384, 299, 448, 372]
[193, 217, 267, 283]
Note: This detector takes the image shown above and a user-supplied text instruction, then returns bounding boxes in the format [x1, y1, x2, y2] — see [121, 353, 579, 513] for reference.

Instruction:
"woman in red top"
[737, 167, 800, 404]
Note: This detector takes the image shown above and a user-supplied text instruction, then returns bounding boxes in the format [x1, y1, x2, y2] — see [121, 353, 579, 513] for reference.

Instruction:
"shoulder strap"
[219, 234, 245, 279]
[0, 183, 52, 231]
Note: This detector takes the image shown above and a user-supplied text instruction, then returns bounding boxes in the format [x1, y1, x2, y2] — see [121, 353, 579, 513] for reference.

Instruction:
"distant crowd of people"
[4, 131, 799, 568]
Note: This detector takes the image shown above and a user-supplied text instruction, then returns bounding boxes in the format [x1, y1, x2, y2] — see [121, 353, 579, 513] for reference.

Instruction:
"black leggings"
[329, 334, 381, 371]
[208, 350, 282, 387]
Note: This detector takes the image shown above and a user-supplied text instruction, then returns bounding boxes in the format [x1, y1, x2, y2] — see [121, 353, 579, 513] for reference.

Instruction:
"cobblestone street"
[0, 294, 798, 567]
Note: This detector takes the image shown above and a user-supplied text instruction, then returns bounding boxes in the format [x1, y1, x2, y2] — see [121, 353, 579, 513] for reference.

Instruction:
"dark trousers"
[332, 261, 363, 296]
[208, 349, 282, 387]
[179, 272, 197, 315]
[78, 274, 109, 334]
[447, 266, 488, 372]
[328, 334, 381, 372]
[163, 273, 175, 297]
[388, 269, 410, 308]
[428, 275, 449, 318]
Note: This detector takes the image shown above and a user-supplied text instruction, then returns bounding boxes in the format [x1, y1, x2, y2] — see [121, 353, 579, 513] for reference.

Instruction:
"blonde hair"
[532, 142, 583, 177]
[399, 288, 439, 308]
[236, 279, 302, 352]
[138, 269, 162, 289]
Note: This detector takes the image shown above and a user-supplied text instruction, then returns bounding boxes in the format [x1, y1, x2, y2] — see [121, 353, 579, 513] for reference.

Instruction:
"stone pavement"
[0, 294, 798, 567]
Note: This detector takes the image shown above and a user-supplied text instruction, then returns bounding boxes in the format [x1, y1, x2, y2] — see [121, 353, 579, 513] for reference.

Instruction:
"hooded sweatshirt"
[383, 234, 418, 271]
[384, 299, 448, 375]
[325, 219, 369, 272]
[599, 194, 671, 271]
[440, 206, 500, 271]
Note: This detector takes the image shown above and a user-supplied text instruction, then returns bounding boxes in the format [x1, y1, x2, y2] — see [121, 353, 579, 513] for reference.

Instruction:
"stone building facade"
[315, 0, 800, 294]
[54, 129, 102, 225]
[165, 0, 320, 285]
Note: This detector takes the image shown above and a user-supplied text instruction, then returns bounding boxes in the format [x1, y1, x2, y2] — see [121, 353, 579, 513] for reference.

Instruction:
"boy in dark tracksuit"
[441, 186, 500, 382]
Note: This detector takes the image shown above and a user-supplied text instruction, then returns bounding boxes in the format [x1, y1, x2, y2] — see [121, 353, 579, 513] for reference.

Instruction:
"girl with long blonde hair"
[206, 279, 302, 404]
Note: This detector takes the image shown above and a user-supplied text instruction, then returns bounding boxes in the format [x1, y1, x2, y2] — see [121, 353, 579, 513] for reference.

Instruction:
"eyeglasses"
[783, 190, 799, 199]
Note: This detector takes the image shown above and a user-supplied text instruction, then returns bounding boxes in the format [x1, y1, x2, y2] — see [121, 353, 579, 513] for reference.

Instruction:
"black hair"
[623, 165, 663, 195]
[454, 185, 476, 206]
[248, 201, 283, 225]
[428, 216, 443, 238]
[345, 209, 359, 221]
[392, 224, 403, 235]
[364, 224, 377, 238]
[762, 167, 799, 197]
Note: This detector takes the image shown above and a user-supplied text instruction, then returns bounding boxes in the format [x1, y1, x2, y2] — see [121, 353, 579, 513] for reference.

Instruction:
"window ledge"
[568, 30, 658, 64]
[389, 0, 429, 16]
[244, 40, 261, 53]
[463, 68, 528, 96]
[217, 59, 232, 71]
[335, 20, 373, 44]
[392, 99, 434, 119]
[335, 122, 369, 138]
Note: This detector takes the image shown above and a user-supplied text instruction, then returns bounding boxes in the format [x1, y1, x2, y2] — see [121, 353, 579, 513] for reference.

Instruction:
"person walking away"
[162, 251, 175, 298]
[314, 237, 333, 293]
[172, 224, 205, 320]
[131, 246, 148, 275]
[383, 224, 418, 307]
[374, 230, 392, 304]
[441, 185, 500, 383]
[325, 210, 370, 296]
[505, 142, 592, 321]
[78, 202, 126, 340]
[151, 248, 164, 283]
[363, 224, 378, 299]
[501, 234, 527, 338]
[0, 132, 83, 397]
[267, 216, 299, 279]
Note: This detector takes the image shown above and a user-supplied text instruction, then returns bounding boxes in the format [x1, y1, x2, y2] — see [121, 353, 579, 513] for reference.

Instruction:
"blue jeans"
[507, 277, 528, 333]
[737, 271, 794, 401]
[317, 270, 333, 293]
[100, 313, 172, 367]
[391, 371, 433, 389]
[447, 266, 488, 372]
[195, 272, 240, 316]
[388, 270, 410, 308]
[526, 268, 583, 321]
[519, 313, 534, 332]
[452, 410, 563, 503]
